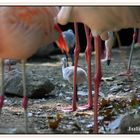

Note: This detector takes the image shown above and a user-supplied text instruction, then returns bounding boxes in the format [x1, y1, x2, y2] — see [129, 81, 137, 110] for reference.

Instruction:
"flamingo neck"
[62, 61, 67, 71]
[57, 7, 73, 25]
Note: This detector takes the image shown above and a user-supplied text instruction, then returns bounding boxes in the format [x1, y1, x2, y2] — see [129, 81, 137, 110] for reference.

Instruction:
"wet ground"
[0, 46, 140, 134]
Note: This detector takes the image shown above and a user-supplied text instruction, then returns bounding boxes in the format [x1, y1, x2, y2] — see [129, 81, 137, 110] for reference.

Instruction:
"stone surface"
[4, 68, 55, 98]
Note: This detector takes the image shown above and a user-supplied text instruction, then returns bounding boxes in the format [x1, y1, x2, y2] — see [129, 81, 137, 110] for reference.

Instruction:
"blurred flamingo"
[0, 6, 68, 133]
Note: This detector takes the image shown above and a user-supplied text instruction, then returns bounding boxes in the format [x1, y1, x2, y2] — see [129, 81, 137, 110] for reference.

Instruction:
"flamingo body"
[0, 7, 68, 60]
[61, 57, 87, 85]
[0, 6, 69, 133]
[57, 7, 140, 38]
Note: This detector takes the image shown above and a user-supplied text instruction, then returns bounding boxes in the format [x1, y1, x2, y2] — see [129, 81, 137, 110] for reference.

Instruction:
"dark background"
[59, 23, 134, 52]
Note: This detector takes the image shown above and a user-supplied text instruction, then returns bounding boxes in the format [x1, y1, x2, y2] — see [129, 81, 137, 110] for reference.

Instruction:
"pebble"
[28, 112, 33, 117]
[86, 123, 93, 128]
[123, 88, 131, 92]
[59, 93, 63, 97]
[78, 91, 87, 96]
[137, 94, 140, 98]
[92, 91, 106, 98]
[66, 91, 73, 95]
[65, 124, 72, 129]
[62, 84, 67, 87]
[98, 116, 104, 121]
[41, 98, 46, 101]
[109, 85, 122, 93]
[65, 97, 72, 101]
[69, 121, 74, 125]
[79, 119, 86, 123]
[34, 100, 41, 103]
[36, 111, 42, 115]
[49, 78, 54, 81]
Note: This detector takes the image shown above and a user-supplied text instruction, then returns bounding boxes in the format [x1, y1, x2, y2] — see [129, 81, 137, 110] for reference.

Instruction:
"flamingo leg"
[118, 28, 136, 77]
[7, 60, 12, 71]
[93, 36, 102, 134]
[21, 60, 28, 133]
[0, 59, 4, 116]
[62, 22, 80, 112]
[127, 28, 136, 73]
[69, 47, 75, 66]
[64, 52, 69, 67]
[79, 25, 93, 110]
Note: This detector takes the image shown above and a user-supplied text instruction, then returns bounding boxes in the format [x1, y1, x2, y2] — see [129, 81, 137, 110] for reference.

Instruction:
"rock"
[4, 68, 55, 98]
[119, 114, 140, 134]
[65, 96, 71, 101]
[108, 115, 124, 131]
[109, 85, 123, 93]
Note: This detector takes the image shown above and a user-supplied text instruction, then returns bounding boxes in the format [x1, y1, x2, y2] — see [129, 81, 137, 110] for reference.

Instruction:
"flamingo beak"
[54, 24, 69, 55]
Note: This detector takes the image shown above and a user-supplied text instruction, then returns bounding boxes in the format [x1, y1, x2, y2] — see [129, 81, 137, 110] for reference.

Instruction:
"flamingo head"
[54, 24, 69, 56]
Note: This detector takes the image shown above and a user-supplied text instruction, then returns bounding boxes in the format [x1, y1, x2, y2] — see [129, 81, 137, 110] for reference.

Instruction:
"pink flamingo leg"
[93, 36, 102, 133]
[62, 22, 80, 112]
[0, 95, 4, 115]
[21, 60, 28, 133]
[0, 59, 4, 116]
[79, 25, 93, 110]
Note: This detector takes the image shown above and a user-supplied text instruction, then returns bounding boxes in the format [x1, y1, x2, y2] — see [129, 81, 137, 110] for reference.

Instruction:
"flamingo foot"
[78, 104, 93, 111]
[61, 106, 77, 112]
[101, 58, 111, 66]
[107, 59, 111, 66]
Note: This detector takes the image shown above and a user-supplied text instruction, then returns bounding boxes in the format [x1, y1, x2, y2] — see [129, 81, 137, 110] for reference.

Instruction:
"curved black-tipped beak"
[107, 59, 111, 66]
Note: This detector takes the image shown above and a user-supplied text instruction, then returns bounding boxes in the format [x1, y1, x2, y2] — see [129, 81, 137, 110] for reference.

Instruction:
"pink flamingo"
[0, 6, 68, 133]
[56, 6, 140, 133]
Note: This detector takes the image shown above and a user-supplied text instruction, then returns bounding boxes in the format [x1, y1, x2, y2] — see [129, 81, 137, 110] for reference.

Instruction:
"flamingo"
[61, 57, 87, 106]
[0, 6, 68, 133]
[61, 57, 87, 85]
[56, 6, 140, 133]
